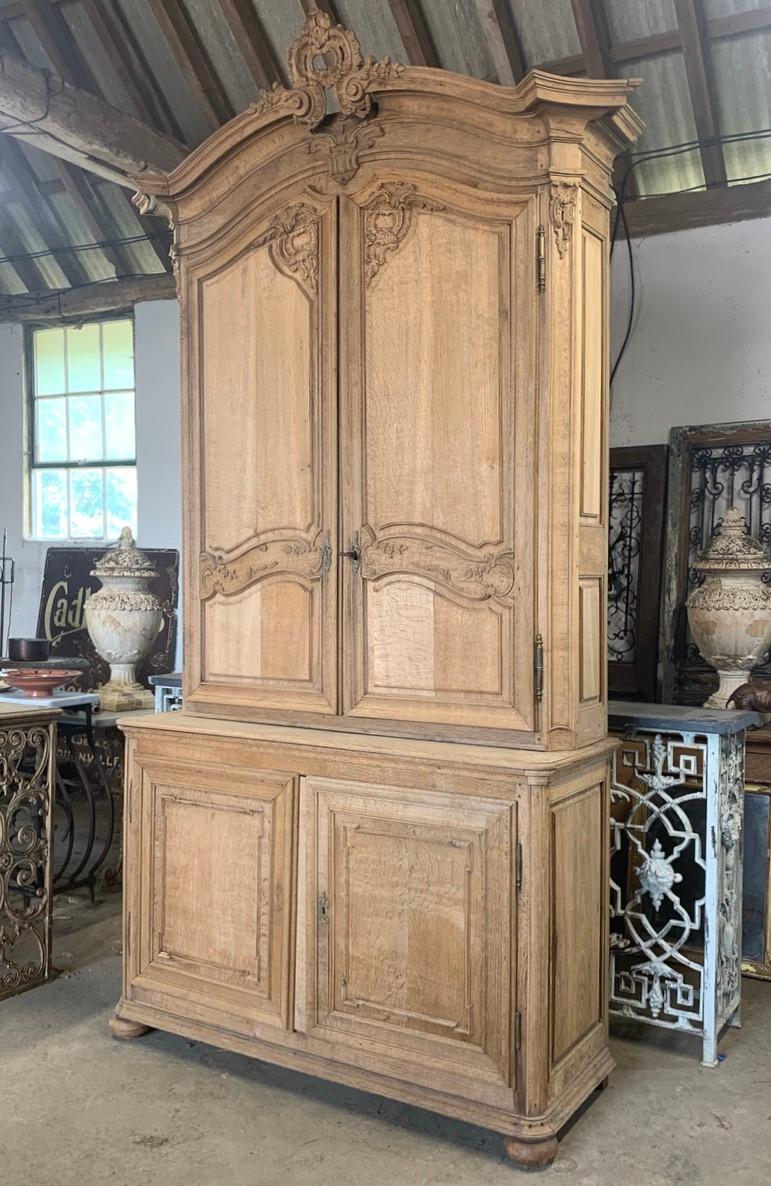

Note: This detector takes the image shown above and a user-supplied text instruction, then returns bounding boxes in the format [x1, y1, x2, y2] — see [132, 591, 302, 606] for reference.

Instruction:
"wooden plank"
[570, 0, 612, 79]
[298, 0, 339, 21]
[473, 0, 526, 84]
[0, 201, 49, 291]
[388, 0, 439, 67]
[0, 49, 186, 184]
[146, 0, 234, 130]
[102, 0, 188, 142]
[624, 177, 771, 237]
[219, 0, 282, 91]
[20, 0, 97, 90]
[53, 161, 121, 278]
[80, 0, 163, 128]
[0, 137, 89, 286]
[710, 5, 771, 40]
[0, 273, 177, 321]
[674, 0, 727, 187]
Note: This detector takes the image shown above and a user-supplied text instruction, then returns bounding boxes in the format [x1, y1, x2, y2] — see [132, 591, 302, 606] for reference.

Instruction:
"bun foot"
[109, 1013, 152, 1041]
[503, 1135, 559, 1169]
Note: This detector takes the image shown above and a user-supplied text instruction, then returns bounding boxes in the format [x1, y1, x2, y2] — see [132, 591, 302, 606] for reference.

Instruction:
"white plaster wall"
[0, 301, 181, 658]
[610, 215, 771, 446]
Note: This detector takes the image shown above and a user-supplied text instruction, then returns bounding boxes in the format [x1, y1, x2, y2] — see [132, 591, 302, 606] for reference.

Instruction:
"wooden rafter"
[0, 50, 186, 184]
[146, 0, 234, 131]
[673, 0, 727, 187]
[473, 0, 526, 85]
[0, 273, 177, 321]
[625, 175, 771, 237]
[101, 0, 188, 142]
[20, 0, 97, 92]
[298, 0, 339, 22]
[53, 161, 121, 279]
[570, 0, 612, 78]
[388, 0, 439, 68]
[219, 0, 282, 91]
[0, 200, 50, 291]
[0, 136, 89, 286]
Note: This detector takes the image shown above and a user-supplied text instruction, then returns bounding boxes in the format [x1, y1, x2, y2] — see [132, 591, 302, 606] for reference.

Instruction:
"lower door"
[127, 756, 295, 1038]
[296, 776, 516, 1106]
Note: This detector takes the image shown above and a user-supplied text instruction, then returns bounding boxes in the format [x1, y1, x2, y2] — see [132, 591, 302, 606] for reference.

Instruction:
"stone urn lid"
[91, 526, 159, 581]
[694, 507, 770, 573]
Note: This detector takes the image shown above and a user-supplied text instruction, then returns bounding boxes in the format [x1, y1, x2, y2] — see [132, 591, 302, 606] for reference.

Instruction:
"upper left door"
[184, 194, 338, 717]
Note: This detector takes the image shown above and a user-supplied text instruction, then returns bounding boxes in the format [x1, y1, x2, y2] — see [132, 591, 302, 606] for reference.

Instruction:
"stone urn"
[84, 527, 163, 711]
[687, 507, 771, 709]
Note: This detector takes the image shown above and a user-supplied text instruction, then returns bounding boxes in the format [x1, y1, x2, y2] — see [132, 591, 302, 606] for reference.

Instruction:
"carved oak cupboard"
[112, 12, 641, 1169]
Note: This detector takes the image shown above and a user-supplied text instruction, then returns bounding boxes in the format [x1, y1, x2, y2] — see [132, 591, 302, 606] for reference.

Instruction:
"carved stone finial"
[252, 10, 403, 130]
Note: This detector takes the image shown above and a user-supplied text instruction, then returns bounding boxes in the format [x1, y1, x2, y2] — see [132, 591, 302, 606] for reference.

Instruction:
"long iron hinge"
[536, 225, 546, 293]
[515, 842, 523, 893]
[318, 892, 329, 924]
[515, 1009, 522, 1051]
[534, 633, 544, 702]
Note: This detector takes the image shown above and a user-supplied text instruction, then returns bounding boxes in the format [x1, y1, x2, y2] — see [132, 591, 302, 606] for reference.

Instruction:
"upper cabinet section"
[135, 12, 641, 750]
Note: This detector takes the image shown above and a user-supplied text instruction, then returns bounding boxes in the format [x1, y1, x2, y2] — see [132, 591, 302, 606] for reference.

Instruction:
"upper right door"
[340, 178, 536, 735]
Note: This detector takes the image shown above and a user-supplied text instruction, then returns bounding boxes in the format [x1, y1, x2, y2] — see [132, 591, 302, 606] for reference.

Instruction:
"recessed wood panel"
[203, 582, 312, 683]
[190, 200, 337, 714]
[579, 578, 603, 704]
[298, 776, 514, 1100]
[551, 786, 603, 1064]
[135, 761, 295, 1034]
[201, 248, 313, 552]
[342, 188, 535, 733]
[580, 230, 604, 520]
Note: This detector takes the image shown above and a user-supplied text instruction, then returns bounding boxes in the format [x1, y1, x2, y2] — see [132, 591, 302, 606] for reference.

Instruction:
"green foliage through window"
[28, 319, 138, 541]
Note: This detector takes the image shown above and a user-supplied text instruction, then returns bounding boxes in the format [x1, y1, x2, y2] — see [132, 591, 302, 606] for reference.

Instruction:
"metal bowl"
[7, 638, 51, 662]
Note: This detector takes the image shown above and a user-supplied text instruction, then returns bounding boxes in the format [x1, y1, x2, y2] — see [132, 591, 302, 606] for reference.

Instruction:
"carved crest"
[252, 202, 319, 298]
[252, 10, 402, 130]
[364, 183, 444, 286]
[308, 116, 384, 185]
[549, 182, 577, 258]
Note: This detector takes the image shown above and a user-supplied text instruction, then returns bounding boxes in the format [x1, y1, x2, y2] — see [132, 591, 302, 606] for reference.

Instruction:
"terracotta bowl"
[0, 668, 81, 698]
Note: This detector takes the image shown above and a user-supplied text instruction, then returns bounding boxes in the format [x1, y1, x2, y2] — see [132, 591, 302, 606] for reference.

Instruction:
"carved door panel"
[296, 776, 515, 1105]
[188, 197, 338, 715]
[339, 181, 536, 732]
[128, 757, 295, 1037]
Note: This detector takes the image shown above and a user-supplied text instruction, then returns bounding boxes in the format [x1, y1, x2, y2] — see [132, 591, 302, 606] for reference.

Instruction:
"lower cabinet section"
[116, 715, 615, 1164]
[126, 758, 295, 1036]
[296, 777, 515, 1106]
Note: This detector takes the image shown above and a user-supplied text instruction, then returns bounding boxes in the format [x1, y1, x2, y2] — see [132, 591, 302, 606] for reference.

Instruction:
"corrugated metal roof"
[0, 0, 770, 298]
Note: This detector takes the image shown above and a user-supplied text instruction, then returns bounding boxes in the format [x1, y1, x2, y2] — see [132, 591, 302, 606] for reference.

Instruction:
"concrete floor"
[2, 895, 771, 1186]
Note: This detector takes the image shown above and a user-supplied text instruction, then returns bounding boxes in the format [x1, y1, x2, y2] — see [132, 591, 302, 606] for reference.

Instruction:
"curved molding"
[133, 16, 641, 205]
[200, 531, 330, 600]
[359, 526, 516, 606]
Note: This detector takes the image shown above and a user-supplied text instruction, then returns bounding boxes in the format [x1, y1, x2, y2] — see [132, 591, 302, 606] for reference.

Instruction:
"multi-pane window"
[28, 318, 137, 540]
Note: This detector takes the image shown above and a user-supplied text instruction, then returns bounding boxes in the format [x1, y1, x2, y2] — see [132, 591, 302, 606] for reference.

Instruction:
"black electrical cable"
[0, 231, 170, 266]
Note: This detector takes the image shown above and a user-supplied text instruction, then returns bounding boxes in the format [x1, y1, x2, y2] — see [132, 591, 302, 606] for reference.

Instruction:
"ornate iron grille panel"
[610, 726, 743, 1066]
[608, 446, 667, 701]
[0, 718, 56, 1001]
[662, 423, 771, 704]
[609, 468, 644, 663]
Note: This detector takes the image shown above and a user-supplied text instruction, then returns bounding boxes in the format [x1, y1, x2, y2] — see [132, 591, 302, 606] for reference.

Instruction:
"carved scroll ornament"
[359, 527, 516, 606]
[200, 532, 330, 601]
[549, 182, 578, 258]
[364, 183, 444, 286]
[252, 202, 319, 297]
[252, 10, 402, 130]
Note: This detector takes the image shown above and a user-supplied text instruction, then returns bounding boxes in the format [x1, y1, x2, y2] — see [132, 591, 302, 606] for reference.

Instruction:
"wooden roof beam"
[146, 0, 234, 131]
[624, 176, 771, 237]
[0, 135, 89, 286]
[0, 49, 186, 185]
[219, 0, 282, 91]
[473, 0, 526, 85]
[570, 0, 612, 78]
[674, 0, 727, 187]
[0, 273, 177, 322]
[388, 0, 440, 68]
